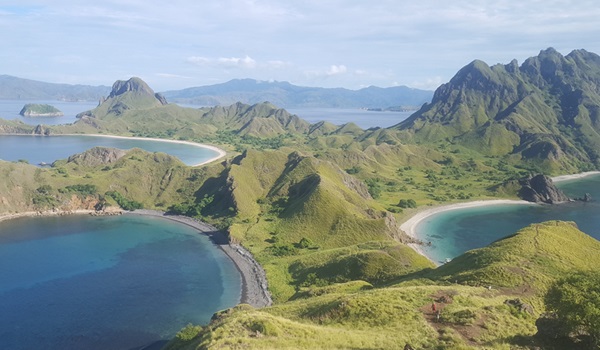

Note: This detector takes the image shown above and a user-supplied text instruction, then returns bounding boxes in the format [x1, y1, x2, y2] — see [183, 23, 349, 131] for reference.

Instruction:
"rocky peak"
[518, 174, 570, 204]
[65, 147, 127, 167]
[108, 77, 167, 105]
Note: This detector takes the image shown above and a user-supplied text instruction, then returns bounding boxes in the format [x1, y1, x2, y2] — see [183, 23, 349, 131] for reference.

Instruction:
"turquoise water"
[0, 215, 241, 350]
[0, 135, 218, 166]
[415, 175, 600, 264]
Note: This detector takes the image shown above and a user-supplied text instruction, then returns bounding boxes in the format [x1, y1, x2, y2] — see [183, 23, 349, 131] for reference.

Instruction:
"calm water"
[286, 108, 413, 129]
[0, 100, 414, 129]
[0, 215, 241, 350]
[0, 100, 98, 126]
[0, 135, 218, 166]
[416, 175, 600, 264]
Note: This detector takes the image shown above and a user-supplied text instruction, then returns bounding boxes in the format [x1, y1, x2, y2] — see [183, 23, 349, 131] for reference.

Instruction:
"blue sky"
[1, 0, 599, 91]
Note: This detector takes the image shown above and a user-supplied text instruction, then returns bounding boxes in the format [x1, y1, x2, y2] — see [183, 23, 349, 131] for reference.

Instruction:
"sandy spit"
[44, 133, 227, 167]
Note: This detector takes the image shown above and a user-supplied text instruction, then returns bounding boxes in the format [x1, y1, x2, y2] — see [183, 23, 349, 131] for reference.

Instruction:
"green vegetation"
[19, 103, 63, 117]
[544, 271, 600, 347]
[1, 60, 600, 349]
[105, 190, 144, 210]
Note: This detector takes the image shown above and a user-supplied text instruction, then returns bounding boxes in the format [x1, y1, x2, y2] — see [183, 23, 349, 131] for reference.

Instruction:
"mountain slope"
[0, 75, 110, 101]
[394, 48, 600, 172]
[162, 78, 433, 108]
[170, 221, 600, 349]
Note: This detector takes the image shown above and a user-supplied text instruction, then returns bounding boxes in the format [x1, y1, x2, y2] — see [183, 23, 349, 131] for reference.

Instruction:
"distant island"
[19, 103, 64, 117]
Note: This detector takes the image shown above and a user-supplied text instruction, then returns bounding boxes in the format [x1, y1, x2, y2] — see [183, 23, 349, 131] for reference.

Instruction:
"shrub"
[544, 271, 600, 347]
[398, 199, 417, 208]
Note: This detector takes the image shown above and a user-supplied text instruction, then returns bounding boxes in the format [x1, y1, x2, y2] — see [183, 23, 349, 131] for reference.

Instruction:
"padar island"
[2, 48, 600, 349]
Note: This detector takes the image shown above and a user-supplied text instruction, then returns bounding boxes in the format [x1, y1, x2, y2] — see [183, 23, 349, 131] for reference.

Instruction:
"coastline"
[552, 170, 600, 183]
[0, 209, 272, 309]
[0, 132, 227, 167]
[63, 134, 227, 167]
[399, 199, 533, 263]
[126, 209, 272, 308]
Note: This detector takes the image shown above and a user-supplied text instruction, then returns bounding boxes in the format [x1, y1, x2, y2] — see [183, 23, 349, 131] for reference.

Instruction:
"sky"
[1, 0, 599, 92]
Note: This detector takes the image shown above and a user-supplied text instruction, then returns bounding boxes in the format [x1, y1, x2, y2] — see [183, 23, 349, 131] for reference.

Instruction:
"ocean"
[415, 174, 600, 264]
[0, 214, 241, 350]
[0, 135, 219, 166]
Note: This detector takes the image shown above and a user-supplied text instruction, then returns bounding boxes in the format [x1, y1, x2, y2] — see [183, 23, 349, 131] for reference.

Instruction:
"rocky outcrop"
[32, 124, 50, 135]
[518, 174, 570, 204]
[64, 147, 127, 167]
[108, 77, 167, 105]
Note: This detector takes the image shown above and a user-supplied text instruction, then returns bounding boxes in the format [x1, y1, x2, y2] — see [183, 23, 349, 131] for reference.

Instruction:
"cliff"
[518, 174, 570, 204]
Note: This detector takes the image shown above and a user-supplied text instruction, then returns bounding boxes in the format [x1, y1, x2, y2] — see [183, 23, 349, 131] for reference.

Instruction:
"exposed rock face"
[518, 174, 570, 204]
[32, 124, 50, 135]
[64, 147, 127, 167]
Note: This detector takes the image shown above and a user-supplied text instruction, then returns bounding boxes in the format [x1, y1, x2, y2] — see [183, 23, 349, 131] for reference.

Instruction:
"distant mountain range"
[0, 75, 433, 109]
[161, 79, 433, 109]
[0, 75, 110, 101]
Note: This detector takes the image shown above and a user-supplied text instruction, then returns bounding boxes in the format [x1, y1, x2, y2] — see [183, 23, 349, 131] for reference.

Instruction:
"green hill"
[395, 48, 600, 173]
[168, 221, 600, 349]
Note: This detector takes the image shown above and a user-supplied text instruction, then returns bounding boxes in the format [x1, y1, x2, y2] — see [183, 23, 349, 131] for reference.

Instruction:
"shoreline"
[0, 209, 272, 309]
[399, 199, 534, 263]
[399, 170, 600, 263]
[61, 134, 227, 167]
[0, 132, 227, 167]
[551, 171, 600, 183]
[124, 210, 272, 308]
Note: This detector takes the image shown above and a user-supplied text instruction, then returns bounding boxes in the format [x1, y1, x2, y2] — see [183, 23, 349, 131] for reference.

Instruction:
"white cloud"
[187, 55, 258, 69]
[326, 65, 347, 76]
[156, 73, 192, 79]
[217, 56, 257, 69]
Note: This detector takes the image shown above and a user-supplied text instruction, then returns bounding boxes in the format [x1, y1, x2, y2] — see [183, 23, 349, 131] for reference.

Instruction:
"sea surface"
[0, 100, 414, 129]
[0, 100, 98, 126]
[0, 215, 241, 350]
[287, 107, 413, 129]
[0, 135, 218, 166]
[415, 174, 600, 264]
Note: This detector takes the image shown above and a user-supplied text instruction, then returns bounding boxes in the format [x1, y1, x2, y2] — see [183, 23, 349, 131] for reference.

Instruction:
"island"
[19, 103, 64, 117]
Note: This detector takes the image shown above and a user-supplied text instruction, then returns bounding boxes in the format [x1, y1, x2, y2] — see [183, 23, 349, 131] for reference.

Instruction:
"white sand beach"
[552, 171, 600, 183]
[400, 200, 533, 262]
[63, 133, 227, 166]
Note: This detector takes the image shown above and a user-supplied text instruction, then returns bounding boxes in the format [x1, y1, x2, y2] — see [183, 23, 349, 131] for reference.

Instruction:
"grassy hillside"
[396, 48, 600, 173]
[169, 221, 600, 349]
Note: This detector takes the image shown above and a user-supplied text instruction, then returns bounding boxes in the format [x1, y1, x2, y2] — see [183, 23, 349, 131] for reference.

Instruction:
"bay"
[415, 175, 600, 264]
[286, 107, 413, 129]
[0, 135, 219, 166]
[0, 214, 241, 350]
[0, 100, 98, 126]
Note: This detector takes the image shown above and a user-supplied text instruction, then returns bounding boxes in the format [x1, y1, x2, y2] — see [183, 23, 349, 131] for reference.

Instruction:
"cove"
[0, 214, 241, 350]
[414, 174, 600, 264]
[0, 134, 222, 166]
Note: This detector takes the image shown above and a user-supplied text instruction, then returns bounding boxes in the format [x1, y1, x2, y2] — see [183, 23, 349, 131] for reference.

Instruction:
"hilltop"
[394, 48, 600, 173]
[162, 78, 433, 109]
[168, 221, 600, 349]
[1, 56, 600, 348]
